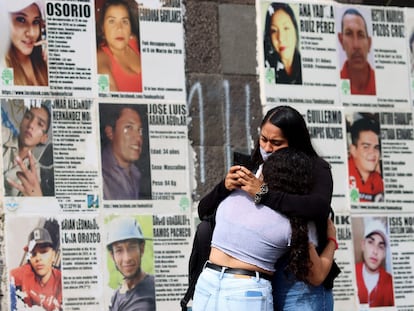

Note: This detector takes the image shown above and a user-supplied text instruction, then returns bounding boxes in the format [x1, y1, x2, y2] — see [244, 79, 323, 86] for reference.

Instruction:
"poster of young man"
[346, 108, 414, 210]
[7, 216, 62, 311]
[351, 216, 395, 308]
[104, 215, 155, 310]
[98, 103, 152, 202]
[1, 99, 54, 199]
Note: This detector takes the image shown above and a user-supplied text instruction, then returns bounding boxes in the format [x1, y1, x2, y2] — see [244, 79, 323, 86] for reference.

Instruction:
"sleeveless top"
[211, 189, 291, 272]
[101, 37, 142, 92]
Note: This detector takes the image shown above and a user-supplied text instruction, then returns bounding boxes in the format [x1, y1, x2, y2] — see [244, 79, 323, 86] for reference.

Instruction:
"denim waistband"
[205, 261, 272, 281]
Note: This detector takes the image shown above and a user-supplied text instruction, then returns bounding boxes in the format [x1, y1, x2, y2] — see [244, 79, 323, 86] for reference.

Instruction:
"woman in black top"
[198, 106, 340, 311]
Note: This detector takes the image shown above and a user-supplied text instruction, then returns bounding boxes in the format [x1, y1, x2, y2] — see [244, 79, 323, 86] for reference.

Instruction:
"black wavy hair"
[251, 105, 317, 166]
[262, 147, 313, 282]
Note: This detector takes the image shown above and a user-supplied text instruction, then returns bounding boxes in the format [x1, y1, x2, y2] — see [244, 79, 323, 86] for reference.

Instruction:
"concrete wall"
[184, 0, 414, 201]
[185, 0, 262, 200]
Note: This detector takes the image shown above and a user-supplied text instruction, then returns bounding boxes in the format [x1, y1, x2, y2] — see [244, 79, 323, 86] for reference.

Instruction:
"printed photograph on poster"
[346, 112, 384, 203]
[263, 2, 302, 85]
[4, 0, 48, 87]
[336, 6, 376, 96]
[351, 216, 395, 308]
[99, 103, 151, 200]
[407, 8, 414, 94]
[105, 215, 155, 310]
[2, 99, 54, 197]
[7, 216, 62, 311]
[259, 1, 339, 105]
[410, 29, 414, 77]
[0, 1, 10, 68]
[95, 0, 143, 93]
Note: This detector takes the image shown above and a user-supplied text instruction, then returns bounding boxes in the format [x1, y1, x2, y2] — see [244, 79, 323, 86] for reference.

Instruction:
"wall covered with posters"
[0, 0, 414, 310]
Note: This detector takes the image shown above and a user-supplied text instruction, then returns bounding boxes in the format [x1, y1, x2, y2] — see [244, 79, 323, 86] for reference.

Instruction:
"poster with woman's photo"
[259, 0, 340, 106]
[2, 1, 49, 88]
[1, 0, 97, 98]
[96, 0, 186, 101]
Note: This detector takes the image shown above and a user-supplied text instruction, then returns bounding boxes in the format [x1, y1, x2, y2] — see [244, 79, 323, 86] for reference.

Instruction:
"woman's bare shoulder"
[97, 48, 111, 73]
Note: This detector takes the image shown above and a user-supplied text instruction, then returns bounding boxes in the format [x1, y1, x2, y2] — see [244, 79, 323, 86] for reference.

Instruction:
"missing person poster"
[1, 0, 97, 98]
[2, 0, 414, 310]
[337, 5, 411, 109]
[96, 0, 186, 101]
[258, 0, 340, 106]
[345, 108, 414, 211]
[98, 101, 191, 213]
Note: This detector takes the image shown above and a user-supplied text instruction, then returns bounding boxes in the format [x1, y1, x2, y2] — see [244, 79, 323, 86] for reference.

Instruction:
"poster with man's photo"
[345, 111, 384, 204]
[351, 216, 395, 309]
[2, 99, 54, 198]
[337, 5, 410, 109]
[104, 214, 155, 310]
[98, 102, 152, 202]
[6, 216, 63, 311]
[346, 108, 414, 211]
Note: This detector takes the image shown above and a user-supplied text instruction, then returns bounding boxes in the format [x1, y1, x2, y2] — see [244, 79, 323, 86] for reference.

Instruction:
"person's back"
[212, 189, 292, 272]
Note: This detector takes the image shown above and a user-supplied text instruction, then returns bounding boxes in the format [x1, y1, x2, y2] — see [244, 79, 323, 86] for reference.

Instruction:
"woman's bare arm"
[306, 218, 337, 286]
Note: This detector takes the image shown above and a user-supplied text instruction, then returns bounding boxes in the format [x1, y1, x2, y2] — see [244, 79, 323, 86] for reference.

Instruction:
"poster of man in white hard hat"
[105, 215, 155, 310]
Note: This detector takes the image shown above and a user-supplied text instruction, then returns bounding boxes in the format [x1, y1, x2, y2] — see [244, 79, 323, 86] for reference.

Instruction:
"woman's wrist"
[327, 237, 338, 250]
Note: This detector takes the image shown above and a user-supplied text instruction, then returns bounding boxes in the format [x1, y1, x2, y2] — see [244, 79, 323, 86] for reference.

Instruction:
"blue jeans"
[272, 259, 333, 311]
[193, 265, 273, 311]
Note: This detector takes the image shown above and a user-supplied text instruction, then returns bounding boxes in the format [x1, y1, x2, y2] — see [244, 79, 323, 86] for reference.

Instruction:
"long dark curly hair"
[262, 147, 313, 282]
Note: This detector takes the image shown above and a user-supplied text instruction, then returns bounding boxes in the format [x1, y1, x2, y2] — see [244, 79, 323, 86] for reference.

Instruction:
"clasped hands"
[224, 165, 262, 198]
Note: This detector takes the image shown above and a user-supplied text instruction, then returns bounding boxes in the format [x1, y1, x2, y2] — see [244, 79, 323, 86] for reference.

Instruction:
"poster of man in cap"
[352, 216, 395, 308]
[105, 215, 156, 310]
[7, 216, 61, 311]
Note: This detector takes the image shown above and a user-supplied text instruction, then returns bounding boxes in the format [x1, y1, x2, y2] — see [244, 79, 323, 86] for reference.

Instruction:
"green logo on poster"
[350, 187, 359, 203]
[2, 68, 13, 86]
[265, 67, 275, 84]
[179, 197, 190, 211]
[98, 74, 109, 92]
[341, 79, 350, 95]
